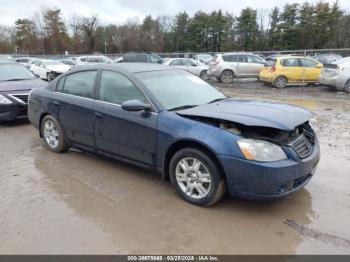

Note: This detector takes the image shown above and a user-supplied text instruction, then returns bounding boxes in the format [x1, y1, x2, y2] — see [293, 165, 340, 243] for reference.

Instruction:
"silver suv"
[208, 53, 265, 83]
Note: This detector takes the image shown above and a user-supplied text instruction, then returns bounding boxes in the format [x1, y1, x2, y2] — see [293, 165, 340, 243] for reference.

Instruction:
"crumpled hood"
[46, 64, 71, 73]
[177, 99, 313, 131]
[0, 78, 47, 93]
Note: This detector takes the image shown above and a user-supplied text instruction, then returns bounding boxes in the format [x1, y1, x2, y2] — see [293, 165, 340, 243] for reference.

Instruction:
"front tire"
[41, 115, 69, 153]
[169, 148, 226, 206]
[47, 73, 53, 82]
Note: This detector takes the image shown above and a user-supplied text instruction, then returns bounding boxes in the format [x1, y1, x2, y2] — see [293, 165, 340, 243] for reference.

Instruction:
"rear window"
[264, 60, 276, 67]
[58, 71, 97, 98]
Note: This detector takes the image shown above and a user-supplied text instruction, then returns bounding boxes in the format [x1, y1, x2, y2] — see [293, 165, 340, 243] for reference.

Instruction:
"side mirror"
[121, 100, 151, 112]
[316, 64, 323, 68]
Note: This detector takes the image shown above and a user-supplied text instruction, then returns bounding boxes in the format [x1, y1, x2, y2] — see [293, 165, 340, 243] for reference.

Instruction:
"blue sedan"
[28, 64, 320, 206]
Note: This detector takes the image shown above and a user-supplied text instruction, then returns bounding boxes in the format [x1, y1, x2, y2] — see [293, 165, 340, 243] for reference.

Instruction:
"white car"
[13, 57, 35, 68]
[30, 60, 71, 81]
[75, 55, 115, 65]
[332, 67, 350, 92]
[163, 58, 209, 79]
[318, 57, 350, 91]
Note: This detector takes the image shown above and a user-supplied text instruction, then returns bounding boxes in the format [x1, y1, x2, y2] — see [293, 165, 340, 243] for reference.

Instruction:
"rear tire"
[219, 70, 234, 83]
[41, 115, 69, 153]
[273, 76, 287, 88]
[169, 148, 227, 206]
[199, 70, 208, 80]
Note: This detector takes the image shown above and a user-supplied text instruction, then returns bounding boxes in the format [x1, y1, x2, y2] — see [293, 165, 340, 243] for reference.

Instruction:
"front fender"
[156, 111, 244, 169]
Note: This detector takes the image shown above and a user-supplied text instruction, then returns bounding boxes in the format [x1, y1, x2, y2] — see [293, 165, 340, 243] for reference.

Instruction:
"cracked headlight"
[0, 94, 12, 105]
[237, 139, 287, 162]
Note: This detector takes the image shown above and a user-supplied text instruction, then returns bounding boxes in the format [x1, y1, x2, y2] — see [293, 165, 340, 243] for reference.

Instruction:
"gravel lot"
[0, 80, 349, 254]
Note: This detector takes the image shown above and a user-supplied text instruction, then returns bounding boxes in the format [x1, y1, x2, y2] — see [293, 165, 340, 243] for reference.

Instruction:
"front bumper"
[218, 142, 320, 200]
[0, 104, 28, 121]
[318, 75, 338, 87]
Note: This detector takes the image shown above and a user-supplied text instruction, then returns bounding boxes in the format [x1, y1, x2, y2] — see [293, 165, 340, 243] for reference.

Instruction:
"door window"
[58, 71, 97, 98]
[247, 55, 262, 64]
[281, 58, 300, 67]
[99, 71, 145, 105]
[182, 59, 196, 66]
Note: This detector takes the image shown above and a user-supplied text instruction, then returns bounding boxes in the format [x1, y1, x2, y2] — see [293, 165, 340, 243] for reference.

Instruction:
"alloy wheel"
[175, 157, 212, 199]
[43, 119, 60, 149]
[274, 76, 287, 88]
[221, 71, 233, 83]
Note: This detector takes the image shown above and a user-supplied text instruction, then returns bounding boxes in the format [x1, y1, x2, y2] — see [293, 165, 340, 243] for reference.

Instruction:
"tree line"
[0, 0, 349, 55]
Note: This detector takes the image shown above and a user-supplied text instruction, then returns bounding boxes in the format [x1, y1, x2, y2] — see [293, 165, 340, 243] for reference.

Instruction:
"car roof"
[275, 56, 317, 60]
[220, 52, 254, 55]
[71, 63, 179, 74]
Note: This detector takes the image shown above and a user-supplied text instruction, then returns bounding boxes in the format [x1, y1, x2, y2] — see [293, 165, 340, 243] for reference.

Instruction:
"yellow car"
[259, 56, 323, 88]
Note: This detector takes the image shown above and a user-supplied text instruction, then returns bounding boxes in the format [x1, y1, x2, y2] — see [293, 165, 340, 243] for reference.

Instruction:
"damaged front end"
[181, 115, 317, 160]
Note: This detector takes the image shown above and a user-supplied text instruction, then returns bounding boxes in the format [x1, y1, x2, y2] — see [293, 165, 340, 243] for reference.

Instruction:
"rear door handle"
[53, 101, 60, 107]
[94, 112, 103, 119]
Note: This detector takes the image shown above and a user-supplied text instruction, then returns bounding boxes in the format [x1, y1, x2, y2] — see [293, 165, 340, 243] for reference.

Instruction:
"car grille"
[8, 93, 29, 104]
[290, 130, 315, 159]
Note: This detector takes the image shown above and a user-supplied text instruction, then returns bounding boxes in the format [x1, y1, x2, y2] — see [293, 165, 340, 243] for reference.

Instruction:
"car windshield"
[136, 70, 226, 111]
[0, 64, 35, 81]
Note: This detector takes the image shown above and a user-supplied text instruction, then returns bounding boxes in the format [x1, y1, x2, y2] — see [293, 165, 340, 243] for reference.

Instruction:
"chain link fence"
[2, 48, 350, 59]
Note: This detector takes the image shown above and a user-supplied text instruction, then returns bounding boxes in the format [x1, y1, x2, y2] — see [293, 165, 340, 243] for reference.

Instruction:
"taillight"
[212, 60, 220, 67]
[270, 66, 276, 73]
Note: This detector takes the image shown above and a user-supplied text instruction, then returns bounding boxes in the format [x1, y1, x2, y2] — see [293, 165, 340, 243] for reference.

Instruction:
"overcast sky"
[0, 0, 349, 26]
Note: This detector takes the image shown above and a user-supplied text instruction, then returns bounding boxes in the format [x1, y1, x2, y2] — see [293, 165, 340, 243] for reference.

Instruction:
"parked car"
[192, 53, 213, 65]
[13, 57, 34, 68]
[60, 58, 76, 66]
[265, 53, 299, 61]
[312, 54, 342, 64]
[28, 63, 320, 206]
[333, 67, 350, 92]
[122, 52, 163, 64]
[75, 55, 115, 65]
[259, 56, 323, 88]
[0, 62, 47, 122]
[208, 53, 265, 83]
[163, 58, 209, 79]
[30, 59, 71, 81]
[318, 57, 350, 91]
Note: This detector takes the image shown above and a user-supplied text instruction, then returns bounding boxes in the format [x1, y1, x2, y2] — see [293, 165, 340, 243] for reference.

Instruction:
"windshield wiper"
[168, 105, 198, 111]
[207, 98, 227, 104]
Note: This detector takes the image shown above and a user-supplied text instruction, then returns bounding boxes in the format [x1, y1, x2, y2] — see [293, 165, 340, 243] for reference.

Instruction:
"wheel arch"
[221, 68, 235, 77]
[162, 139, 227, 182]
